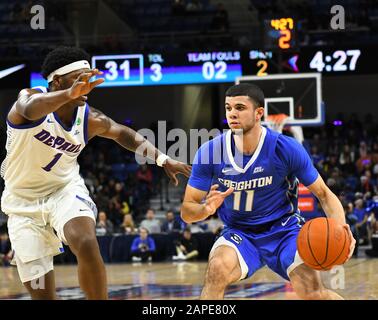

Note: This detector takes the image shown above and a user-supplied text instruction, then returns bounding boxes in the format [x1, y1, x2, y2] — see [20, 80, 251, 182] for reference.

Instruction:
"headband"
[47, 60, 91, 83]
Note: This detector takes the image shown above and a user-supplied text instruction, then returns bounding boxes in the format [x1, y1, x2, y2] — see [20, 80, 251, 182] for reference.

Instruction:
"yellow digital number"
[257, 60, 268, 76]
[279, 30, 291, 49]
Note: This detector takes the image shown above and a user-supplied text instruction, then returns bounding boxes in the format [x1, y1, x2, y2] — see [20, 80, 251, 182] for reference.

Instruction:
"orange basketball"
[297, 217, 351, 270]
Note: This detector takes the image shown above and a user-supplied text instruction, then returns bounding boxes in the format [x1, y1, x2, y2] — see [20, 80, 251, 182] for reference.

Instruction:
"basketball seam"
[322, 228, 348, 269]
[306, 220, 325, 270]
[320, 218, 330, 265]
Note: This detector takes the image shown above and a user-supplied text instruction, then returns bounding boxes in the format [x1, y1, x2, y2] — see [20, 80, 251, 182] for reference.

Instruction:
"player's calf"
[289, 264, 343, 300]
[64, 216, 108, 299]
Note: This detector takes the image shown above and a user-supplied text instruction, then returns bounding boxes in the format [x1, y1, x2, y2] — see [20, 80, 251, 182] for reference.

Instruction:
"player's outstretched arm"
[181, 184, 233, 223]
[307, 175, 356, 260]
[12, 69, 103, 121]
[87, 107, 191, 186]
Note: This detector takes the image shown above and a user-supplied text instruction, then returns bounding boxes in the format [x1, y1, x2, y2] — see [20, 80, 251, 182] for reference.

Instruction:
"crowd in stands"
[304, 113, 378, 256]
[1, 112, 378, 263]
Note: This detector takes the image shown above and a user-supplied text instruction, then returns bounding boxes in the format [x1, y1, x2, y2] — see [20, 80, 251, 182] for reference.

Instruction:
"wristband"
[156, 154, 170, 167]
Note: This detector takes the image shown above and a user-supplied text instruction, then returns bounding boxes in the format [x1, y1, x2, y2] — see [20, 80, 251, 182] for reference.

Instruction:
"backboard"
[235, 73, 324, 126]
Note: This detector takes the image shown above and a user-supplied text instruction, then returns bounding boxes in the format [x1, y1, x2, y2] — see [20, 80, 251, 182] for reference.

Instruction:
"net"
[265, 114, 291, 133]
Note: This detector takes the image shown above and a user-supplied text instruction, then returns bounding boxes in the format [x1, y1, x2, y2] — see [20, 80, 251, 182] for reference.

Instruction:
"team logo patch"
[253, 166, 264, 174]
[76, 118, 81, 125]
[230, 233, 243, 245]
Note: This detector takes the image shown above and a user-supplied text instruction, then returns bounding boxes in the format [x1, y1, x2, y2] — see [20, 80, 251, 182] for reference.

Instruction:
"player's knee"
[206, 256, 234, 285]
[68, 233, 98, 256]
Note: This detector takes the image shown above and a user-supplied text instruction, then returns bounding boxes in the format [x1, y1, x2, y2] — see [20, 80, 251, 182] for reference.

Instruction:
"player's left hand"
[163, 158, 192, 186]
[343, 224, 356, 262]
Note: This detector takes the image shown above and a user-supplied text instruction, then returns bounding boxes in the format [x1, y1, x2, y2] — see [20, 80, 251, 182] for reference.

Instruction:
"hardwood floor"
[1, 258, 377, 299]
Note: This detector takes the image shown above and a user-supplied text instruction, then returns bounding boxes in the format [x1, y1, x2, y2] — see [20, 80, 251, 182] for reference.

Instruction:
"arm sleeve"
[188, 142, 214, 192]
[276, 134, 319, 187]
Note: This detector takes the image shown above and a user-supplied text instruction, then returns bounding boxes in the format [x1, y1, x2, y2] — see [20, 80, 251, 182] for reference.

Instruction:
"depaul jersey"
[1, 86, 89, 198]
[188, 126, 319, 229]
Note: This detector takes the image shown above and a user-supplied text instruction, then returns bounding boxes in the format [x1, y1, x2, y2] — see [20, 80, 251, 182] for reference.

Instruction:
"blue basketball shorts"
[209, 213, 306, 281]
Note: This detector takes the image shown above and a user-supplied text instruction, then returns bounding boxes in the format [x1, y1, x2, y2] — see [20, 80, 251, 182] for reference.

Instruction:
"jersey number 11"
[233, 190, 255, 211]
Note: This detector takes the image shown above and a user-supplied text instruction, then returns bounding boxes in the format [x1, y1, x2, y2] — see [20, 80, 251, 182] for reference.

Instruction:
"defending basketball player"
[0, 47, 191, 300]
[181, 83, 356, 300]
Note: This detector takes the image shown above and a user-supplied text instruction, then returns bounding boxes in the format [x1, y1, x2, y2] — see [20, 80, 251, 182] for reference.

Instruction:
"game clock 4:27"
[308, 49, 361, 72]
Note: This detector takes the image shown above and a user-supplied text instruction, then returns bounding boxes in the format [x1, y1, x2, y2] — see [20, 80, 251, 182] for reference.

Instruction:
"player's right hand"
[203, 184, 234, 216]
[67, 69, 104, 100]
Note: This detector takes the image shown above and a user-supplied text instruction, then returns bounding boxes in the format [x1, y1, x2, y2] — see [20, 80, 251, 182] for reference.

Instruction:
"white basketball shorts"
[1, 179, 97, 283]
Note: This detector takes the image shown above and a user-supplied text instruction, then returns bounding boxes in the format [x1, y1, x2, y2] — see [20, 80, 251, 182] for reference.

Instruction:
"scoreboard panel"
[29, 46, 377, 88]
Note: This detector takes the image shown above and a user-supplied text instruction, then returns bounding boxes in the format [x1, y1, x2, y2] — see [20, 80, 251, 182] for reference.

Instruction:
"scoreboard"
[29, 46, 378, 88]
[91, 51, 242, 87]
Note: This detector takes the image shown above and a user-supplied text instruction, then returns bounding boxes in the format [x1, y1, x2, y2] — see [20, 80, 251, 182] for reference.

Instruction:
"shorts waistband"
[230, 212, 296, 234]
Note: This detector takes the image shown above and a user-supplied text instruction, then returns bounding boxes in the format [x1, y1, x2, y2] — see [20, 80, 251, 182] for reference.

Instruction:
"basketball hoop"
[265, 114, 291, 133]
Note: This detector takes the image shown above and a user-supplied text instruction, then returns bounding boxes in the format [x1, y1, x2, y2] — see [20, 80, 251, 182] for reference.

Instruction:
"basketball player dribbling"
[1, 46, 191, 300]
[181, 83, 356, 300]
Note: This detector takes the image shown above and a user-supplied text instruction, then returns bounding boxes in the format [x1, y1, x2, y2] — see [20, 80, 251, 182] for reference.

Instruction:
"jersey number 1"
[233, 190, 255, 211]
[42, 153, 63, 172]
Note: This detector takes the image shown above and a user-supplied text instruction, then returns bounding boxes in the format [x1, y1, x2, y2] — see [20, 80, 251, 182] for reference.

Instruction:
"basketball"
[297, 217, 351, 271]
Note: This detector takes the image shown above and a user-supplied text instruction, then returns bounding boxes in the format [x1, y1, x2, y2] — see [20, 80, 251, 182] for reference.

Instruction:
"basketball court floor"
[0, 256, 377, 300]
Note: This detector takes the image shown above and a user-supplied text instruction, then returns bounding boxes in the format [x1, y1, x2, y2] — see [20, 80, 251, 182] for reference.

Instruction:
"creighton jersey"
[1, 86, 89, 198]
[189, 126, 319, 229]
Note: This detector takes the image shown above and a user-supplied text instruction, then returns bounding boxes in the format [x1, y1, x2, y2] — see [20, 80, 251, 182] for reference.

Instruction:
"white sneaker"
[132, 256, 142, 262]
[148, 256, 152, 262]
[178, 253, 187, 260]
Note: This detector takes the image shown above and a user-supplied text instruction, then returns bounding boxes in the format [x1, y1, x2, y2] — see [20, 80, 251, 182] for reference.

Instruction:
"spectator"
[339, 144, 355, 164]
[131, 227, 156, 262]
[120, 214, 138, 235]
[357, 175, 374, 194]
[95, 211, 114, 236]
[173, 227, 199, 261]
[354, 199, 369, 245]
[106, 198, 124, 226]
[186, 221, 209, 233]
[356, 142, 372, 173]
[161, 211, 182, 233]
[205, 215, 223, 236]
[345, 202, 359, 257]
[140, 209, 161, 234]
[0, 227, 12, 266]
[366, 196, 378, 236]
[136, 164, 153, 194]
[311, 145, 325, 169]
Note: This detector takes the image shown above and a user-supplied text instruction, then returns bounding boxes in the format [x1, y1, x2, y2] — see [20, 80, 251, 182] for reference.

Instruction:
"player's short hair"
[225, 83, 265, 108]
[41, 46, 90, 80]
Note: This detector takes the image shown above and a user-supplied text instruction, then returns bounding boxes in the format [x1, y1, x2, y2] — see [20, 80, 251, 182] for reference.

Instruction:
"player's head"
[41, 46, 91, 96]
[225, 83, 264, 134]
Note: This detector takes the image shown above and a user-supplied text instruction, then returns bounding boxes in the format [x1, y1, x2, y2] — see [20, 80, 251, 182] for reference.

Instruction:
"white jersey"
[1, 86, 89, 199]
